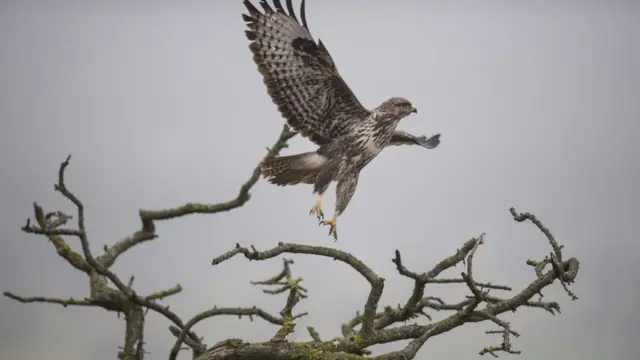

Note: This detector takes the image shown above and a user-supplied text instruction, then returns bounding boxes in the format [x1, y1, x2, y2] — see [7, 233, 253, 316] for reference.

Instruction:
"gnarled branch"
[197, 207, 579, 360]
[5, 126, 296, 360]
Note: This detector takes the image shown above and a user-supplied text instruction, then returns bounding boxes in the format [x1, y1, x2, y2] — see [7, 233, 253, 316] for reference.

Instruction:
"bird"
[242, 0, 441, 240]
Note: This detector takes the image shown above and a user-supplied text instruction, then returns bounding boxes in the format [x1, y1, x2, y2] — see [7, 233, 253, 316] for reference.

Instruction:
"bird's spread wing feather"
[243, 0, 371, 145]
[389, 131, 441, 149]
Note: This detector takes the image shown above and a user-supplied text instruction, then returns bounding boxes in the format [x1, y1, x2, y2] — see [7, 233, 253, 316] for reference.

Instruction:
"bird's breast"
[353, 122, 396, 154]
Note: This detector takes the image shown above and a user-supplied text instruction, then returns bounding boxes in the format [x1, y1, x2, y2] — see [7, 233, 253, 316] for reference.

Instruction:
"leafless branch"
[19, 202, 92, 273]
[479, 328, 522, 357]
[11, 156, 204, 358]
[483, 294, 561, 315]
[7, 126, 298, 360]
[212, 243, 379, 285]
[98, 230, 158, 268]
[473, 311, 520, 337]
[169, 326, 206, 357]
[460, 233, 488, 314]
[212, 241, 384, 340]
[137, 125, 296, 234]
[510, 207, 578, 301]
[3, 292, 96, 307]
[170, 258, 311, 359]
[392, 250, 422, 280]
[169, 306, 285, 360]
[144, 284, 182, 301]
[21, 222, 83, 237]
[374, 234, 485, 331]
[428, 278, 512, 291]
[510, 207, 562, 261]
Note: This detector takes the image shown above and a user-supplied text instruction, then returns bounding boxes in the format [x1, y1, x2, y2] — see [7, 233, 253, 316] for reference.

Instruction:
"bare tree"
[4, 127, 580, 360]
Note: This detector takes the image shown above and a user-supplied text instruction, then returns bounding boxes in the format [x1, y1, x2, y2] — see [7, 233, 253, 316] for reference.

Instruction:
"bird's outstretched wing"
[389, 131, 441, 149]
[242, 0, 371, 145]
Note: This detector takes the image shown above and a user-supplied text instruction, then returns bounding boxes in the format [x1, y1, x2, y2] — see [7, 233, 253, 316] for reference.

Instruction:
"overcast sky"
[1, 1, 639, 359]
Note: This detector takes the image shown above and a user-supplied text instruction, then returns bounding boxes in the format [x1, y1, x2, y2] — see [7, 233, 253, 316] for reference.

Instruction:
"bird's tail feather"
[260, 151, 328, 186]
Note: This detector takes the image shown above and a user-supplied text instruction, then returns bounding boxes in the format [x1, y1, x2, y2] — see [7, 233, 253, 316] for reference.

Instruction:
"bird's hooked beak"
[410, 105, 418, 114]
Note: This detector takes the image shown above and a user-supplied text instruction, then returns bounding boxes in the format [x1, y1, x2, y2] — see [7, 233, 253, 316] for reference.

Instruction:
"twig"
[144, 284, 182, 301]
[420, 297, 471, 311]
[461, 234, 487, 314]
[510, 208, 561, 261]
[21, 223, 83, 237]
[479, 327, 522, 357]
[428, 278, 511, 291]
[138, 125, 296, 233]
[510, 207, 579, 299]
[23, 202, 91, 273]
[423, 238, 478, 280]
[251, 258, 293, 286]
[252, 259, 308, 342]
[3, 292, 95, 307]
[98, 230, 158, 268]
[392, 250, 422, 280]
[472, 311, 520, 337]
[482, 294, 561, 315]
[376, 235, 485, 331]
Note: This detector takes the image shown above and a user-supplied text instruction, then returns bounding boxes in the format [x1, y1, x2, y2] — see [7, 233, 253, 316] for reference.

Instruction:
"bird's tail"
[260, 151, 328, 186]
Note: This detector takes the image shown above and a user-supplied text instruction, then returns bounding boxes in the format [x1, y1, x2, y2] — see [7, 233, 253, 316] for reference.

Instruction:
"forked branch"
[3, 292, 96, 307]
[197, 208, 579, 360]
[5, 126, 296, 360]
[212, 241, 385, 340]
[169, 258, 308, 360]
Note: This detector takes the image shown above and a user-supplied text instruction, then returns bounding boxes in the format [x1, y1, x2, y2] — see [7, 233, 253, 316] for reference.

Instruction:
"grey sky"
[1, 0, 638, 359]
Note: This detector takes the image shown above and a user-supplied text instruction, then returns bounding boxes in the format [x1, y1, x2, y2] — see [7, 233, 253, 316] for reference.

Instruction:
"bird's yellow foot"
[319, 214, 338, 241]
[309, 195, 324, 220]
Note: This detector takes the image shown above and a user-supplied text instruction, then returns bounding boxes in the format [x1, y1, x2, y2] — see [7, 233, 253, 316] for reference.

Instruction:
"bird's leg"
[320, 172, 359, 242]
[320, 214, 338, 241]
[311, 161, 338, 221]
[309, 194, 324, 220]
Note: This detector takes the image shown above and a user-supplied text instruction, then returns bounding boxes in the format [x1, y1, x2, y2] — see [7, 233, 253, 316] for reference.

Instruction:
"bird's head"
[378, 97, 418, 119]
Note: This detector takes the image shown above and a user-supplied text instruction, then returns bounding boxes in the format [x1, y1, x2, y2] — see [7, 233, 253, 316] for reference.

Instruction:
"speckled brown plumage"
[243, 0, 441, 240]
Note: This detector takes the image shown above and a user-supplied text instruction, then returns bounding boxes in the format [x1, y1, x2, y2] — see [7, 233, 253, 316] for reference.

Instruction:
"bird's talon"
[320, 217, 338, 241]
[309, 200, 324, 221]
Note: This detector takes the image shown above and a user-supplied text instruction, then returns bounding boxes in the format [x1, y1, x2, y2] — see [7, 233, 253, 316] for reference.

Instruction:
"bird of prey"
[242, 0, 441, 240]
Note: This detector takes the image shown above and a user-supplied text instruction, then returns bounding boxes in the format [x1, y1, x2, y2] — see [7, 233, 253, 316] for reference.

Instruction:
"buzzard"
[242, 0, 441, 240]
